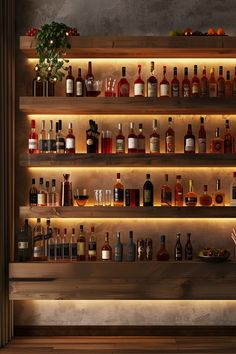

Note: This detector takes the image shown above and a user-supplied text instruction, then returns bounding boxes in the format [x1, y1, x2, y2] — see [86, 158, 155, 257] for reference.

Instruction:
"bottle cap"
[184, 67, 188, 75]
[130, 122, 134, 129]
[146, 173, 150, 179]
[72, 228, 75, 234]
[118, 123, 122, 130]
[117, 172, 121, 179]
[160, 235, 166, 243]
[80, 225, 83, 230]
[58, 120, 62, 131]
[46, 181, 50, 188]
[153, 119, 158, 128]
[31, 120, 36, 128]
[188, 123, 192, 129]
[165, 174, 168, 182]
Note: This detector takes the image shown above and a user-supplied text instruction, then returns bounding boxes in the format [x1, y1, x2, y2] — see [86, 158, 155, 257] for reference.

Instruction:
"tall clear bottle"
[47, 120, 56, 153]
[33, 218, 46, 261]
[39, 120, 47, 153]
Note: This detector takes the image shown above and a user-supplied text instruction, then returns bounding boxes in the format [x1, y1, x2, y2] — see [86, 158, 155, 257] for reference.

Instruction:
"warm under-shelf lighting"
[25, 217, 236, 222]
[28, 166, 236, 171]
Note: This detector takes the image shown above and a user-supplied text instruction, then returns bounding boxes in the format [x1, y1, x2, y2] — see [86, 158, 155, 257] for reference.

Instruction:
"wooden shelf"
[19, 96, 236, 115]
[9, 261, 236, 300]
[20, 153, 236, 167]
[20, 36, 236, 58]
[19, 206, 236, 219]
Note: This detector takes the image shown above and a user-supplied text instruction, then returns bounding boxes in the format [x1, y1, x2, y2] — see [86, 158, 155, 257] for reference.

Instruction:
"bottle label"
[56, 138, 65, 152]
[192, 82, 200, 95]
[77, 242, 85, 256]
[76, 81, 83, 96]
[116, 139, 125, 153]
[39, 139, 48, 152]
[62, 243, 70, 258]
[33, 234, 43, 242]
[198, 138, 206, 153]
[185, 138, 195, 151]
[119, 83, 129, 96]
[114, 188, 124, 203]
[48, 139, 56, 152]
[209, 83, 217, 97]
[185, 196, 197, 204]
[201, 82, 208, 96]
[147, 82, 157, 97]
[88, 242, 97, 256]
[66, 138, 75, 149]
[171, 83, 179, 97]
[166, 136, 175, 153]
[150, 137, 160, 153]
[160, 84, 169, 97]
[28, 139, 37, 149]
[30, 193, 38, 205]
[128, 137, 137, 149]
[33, 246, 43, 258]
[183, 84, 190, 97]
[37, 193, 46, 205]
[144, 190, 152, 204]
[214, 193, 224, 205]
[213, 140, 223, 152]
[218, 80, 225, 96]
[137, 138, 145, 151]
[102, 250, 110, 260]
[18, 241, 28, 249]
[134, 83, 144, 96]
[66, 79, 74, 94]
[232, 186, 236, 200]
[87, 138, 94, 146]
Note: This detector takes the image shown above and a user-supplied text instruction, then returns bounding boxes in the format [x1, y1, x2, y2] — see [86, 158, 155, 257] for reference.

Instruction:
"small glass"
[101, 130, 112, 153]
[105, 77, 116, 97]
[105, 189, 112, 206]
[94, 189, 104, 206]
[74, 188, 89, 206]
[85, 80, 102, 97]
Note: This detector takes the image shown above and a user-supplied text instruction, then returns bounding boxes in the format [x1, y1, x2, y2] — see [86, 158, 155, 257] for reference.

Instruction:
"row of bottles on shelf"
[29, 172, 236, 207]
[28, 117, 235, 154]
[17, 218, 193, 262]
[33, 61, 236, 98]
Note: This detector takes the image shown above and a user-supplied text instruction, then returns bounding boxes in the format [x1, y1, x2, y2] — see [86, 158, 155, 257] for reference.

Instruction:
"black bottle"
[143, 173, 154, 206]
[185, 233, 193, 260]
[175, 232, 182, 261]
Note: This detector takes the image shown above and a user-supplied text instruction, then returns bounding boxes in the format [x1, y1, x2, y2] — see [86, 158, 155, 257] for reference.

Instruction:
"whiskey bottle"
[45, 180, 50, 206]
[77, 225, 86, 261]
[161, 174, 172, 206]
[184, 124, 195, 154]
[47, 120, 56, 153]
[175, 233, 182, 261]
[70, 228, 77, 261]
[145, 238, 152, 260]
[39, 120, 47, 153]
[199, 185, 212, 206]
[61, 228, 70, 260]
[88, 226, 97, 261]
[16, 219, 32, 262]
[143, 174, 154, 206]
[114, 232, 123, 262]
[224, 119, 233, 153]
[137, 238, 145, 261]
[32, 67, 43, 96]
[75, 68, 84, 97]
[209, 67, 217, 97]
[113, 173, 124, 206]
[185, 179, 197, 207]
[175, 175, 183, 206]
[56, 120, 65, 154]
[49, 179, 59, 207]
[44, 218, 53, 258]
[29, 178, 38, 207]
[147, 61, 157, 97]
[230, 172, 236, 206]
[61, 174, 73, 206]
[116, 123, 125, 154]
[185, 233, 193, 260]
[127, 231, 136, 261]
[150, 119, 160, 154]
[65, 123, 76, 154]
[191, 65, 200, 97]
[210, 128, 224, 153]
[233, 67, 236, 96]
[160, 66, 170, 97]
[165, 117, 175, 153]
[134, 64, 144, 97]
[157, 235, 170, 261]
[137, 124, 146, 153]
[65, 65, 74, 96]
[101, 232, 112, 261]
[182, 67, 191, 97]
[225, 70, 232, 97]
[212, 179, 225, 206]
[33, 218, 46, 261]
[28, 119, 38, 154]
[217, 66, 225, 97]
[128, 122, 137, 153]
[37, 177, 46, 206]
[198, 117, 206, 153]
[171, 67, 180, 97]
[118, 66, 130, 97]
[200, 66, 208, 97]
[55, 228, 62, 260]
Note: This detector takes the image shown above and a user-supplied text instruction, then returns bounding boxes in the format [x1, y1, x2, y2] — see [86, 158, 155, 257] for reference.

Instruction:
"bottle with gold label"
[212, 179, 225, 206]
[210, 128, 224, 153]
[165, 117, 175, 153]
[185, 180, 197, 207]
[77, 225, 86, 261]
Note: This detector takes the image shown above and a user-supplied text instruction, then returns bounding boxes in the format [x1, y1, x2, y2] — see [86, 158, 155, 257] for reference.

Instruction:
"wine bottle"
[75, 68, 84, 97]
[171, 67, 180, 97]
[143, 173, 154, 207]
[147, 61, 157, 97]
[134, 65, 144, 97]
[184, 124, 195, 154]
[160, 66, 170, 97]
[118, 67, 130, 97]
[114, 232, 123, 262]
[174, 233, 182, 261]
[65, 65, 74, 96]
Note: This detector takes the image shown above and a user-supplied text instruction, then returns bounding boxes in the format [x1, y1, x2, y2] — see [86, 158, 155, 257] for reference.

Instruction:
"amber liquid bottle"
[171, 67, 180, 97]
[75, 68, 84, 97]
[157, 235, 170, 261]
[175, 175, 183, 206]
[191, 65, 200, 97]
[65, 123, 76, 154]
[210, 128, 224, 153]
[160, 66, 170, 97]
[217, 66, 225, 97]
[149, 119, 160, 154]
[184, 124, 195, 154]
[165, 117, 175, 153]
[118, 66, 130, 97]
[200, 66, 208, 97]
[224, 119, 233, 153]
[65, 65, 74, 97]
[198, 116, 206, 153]
[185, 179, 197, 206]
[161, 174, 172, 206]
[182, 67, 191, 97]
[113, 173, 124, 206]
[116, 123, 125, 154]
[199, 185, 212, 206]
[147, 61, 157, 97]
[101, 232, 112, 261]
[209, 67, 217, 97]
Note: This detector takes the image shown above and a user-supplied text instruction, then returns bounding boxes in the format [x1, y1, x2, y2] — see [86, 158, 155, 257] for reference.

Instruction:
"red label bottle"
[118, 67, 130, 97]
[28, 119, 38, 154]
[191, 65, 200, 97]
[134, 65, 144, 97]
[160, 66, 170, 97]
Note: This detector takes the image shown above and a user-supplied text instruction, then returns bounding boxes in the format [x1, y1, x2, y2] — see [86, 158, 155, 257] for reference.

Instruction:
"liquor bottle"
[224, 119, 233, 153]
[165, 117, 175, 153]
[134, 64, 144, 97]
[199, 185, 212, 206]
[171, 67, 180, 97]
[29, 178, 38, 206]
[56, 120, 65, 154]
[44, 218, 53, 258]
[157, 235, 170, 261]
[61, 228, 70, 260]
[45, 180, 50, 206]
[212, 179, 225, 206]
[209, 67, 217, 97]
[182, 67, 191, 97]
[161, 174, 172, 206]
[39, 120, 47, 153]
[127, 122, 137, 153]
[198, 117, 206, 153]
[32, 67, 43, 96]
[77, 225, 86, 261]
[113, 173, 124, 207]
[117, 67, 130, 97]
[145, 238, 152, 260]
[175, 175, 183, 206]
[86, 119, 99, 153]
[61, 174, 73, 206]
[185, 179, 197, 206]
[174, 233, 182, 261]
[137, 124, 145, 153]
[114, 232, 123, 262]
[184, 124, 195, 154]
[137, 238, 145, 261]
[143, 174, 154, 206]
[47, 120, 56, 153]
[116, 123, 125, 154]
[233, 67, 236, 96]
[70, 228, 77, 261]
[65, 65, 74, 96]
[200, 66, 208, 97]
[88, 226, 97, 261]
[45, 72, 55, 97]
[75, 68, 84, 97]
[16, 219, 32, 262]
[191, 65, 200, 97]
[33, 218, 46, 261]
[147, 61, 157, 97]
[86, 61, 94, 81]
[28, 119, 38, 154]
[230, 172, 236, 206]
[149, 119, 160, 154]
[49, 179, 59, 207]
[65, 123, 75, 154]
[55, 228, 62, 261]
[210, 128, 224, 153]
[47, 230, 55, 261]
[185, 233, 193, 260]
[160, 66, 170, 97]
[37, 177, 46, 206]
[217, 66, 225, 97]
[127, 231, 136, 261]
[101, 232, 112, 261]
[225, 70, 232, 97]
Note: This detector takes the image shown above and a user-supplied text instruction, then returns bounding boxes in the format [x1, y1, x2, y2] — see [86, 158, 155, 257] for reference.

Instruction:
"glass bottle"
[118, 66, 130, 97]
[175, 233, 182, 261]
[217, 66, 225, 97]
[39, 120, 47, 153]
[171, 67, 180, 97]
[127, 231, 136, 261]
[37, 177, 46, 206]
[149, 119, 160, 154]
[210, 128, 224, 153]
[198, 116, 206, 153]
[56, 120, 65, 154]
[61, 228, 70, 260]
[160, 66, 170, 97]
[28, 119, 38, 154]
[127, 122, 137, 153]
[200, 66, 208, 97]
[157, 235, 170, 261]
[184, 123, 195, 154]
[137, 123, 145, 153]
[49, 179, 59, 207]
[199, 185, 212, 206]
[175, 175, 183, 206]
[185, 179, 197, 207]
[116, 123, 125, 154]
[191, 65, 200, 97]
[33, 218, 46, 261]
[45, 180, 50, 206]
[88, 226, 97, 261]
[29, 178, 38, 207]
[137, 238, 145, 261]
[209, 67, 217, 97]
[47, 230, 55, 261]
[225, 70, 232, 97]
[86, 119, 99, 153]
[77, 225, 86, 261]
[224, 119, 233, 153]
[185, 233, 193, 260]
[70, 228, 77, 261]
[233, 67, 236, 96]
[230, 172, 236, 206]
[44, 218, 53, 259]
[75, 68, 84, 97]
[114, 232, 123, 262]
[65, 122, 76, 154]
[212, 179, 225, 206]
[143, 173, 154, 207]
[47, 120, 56, 153]
[45, 72, 55, 97]
[55, 228, 62, 261]
[86, 61, 94, 81]
[161, 174, 172, 206]
[113, 173, 124, 207]
[32, 67, 43, 96]
[65, 65, 74, 97]
[101, 232, 112, 261]
[145, 238, 152, 260]
[182, 67, 191, 97]
[134, 64, 144, 97]
[16, 219, 32, 262]
[147, 61, 157, 97]
[61, 174, 73, 206]
[165, 117, 175, 153]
